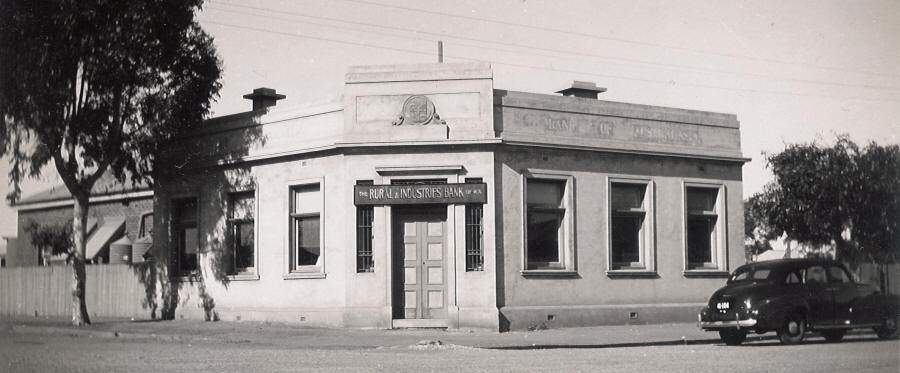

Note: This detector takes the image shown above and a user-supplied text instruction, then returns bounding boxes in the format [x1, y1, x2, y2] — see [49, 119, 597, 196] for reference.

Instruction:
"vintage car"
[699, 258, 899, 345]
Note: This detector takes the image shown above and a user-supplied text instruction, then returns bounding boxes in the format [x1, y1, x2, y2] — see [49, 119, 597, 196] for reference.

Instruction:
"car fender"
[755, 294, 808, 331]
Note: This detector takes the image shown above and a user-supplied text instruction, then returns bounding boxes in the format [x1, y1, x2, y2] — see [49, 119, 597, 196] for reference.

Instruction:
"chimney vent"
[243, 87, 286, 111]
[556, 81, 607, 99]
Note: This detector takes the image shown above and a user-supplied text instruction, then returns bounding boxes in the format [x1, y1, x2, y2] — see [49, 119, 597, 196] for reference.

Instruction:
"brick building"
[8, 174, 152, 266]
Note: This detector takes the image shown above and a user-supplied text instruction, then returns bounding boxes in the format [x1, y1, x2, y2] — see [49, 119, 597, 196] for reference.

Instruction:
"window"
[228, 191, 255, 274]
[465, 178, 484, 272]
[139, 212, 154, 238]
[806, 266, 827, 284]
[524, 173, 574, 273]
[827, 265, 851, 284]
[289, 183, 322, 274]
[356, 180, 374, 273]
[608, 181, 654, 272]
[172, 198, 199, 275]
[684, 185, 727, 271]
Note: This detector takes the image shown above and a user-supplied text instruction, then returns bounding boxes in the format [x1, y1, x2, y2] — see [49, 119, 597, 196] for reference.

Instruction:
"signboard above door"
[354, 183, 487, 205]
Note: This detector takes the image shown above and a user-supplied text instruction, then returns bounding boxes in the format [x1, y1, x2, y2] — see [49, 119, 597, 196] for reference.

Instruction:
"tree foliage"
[25, 221, 73, 261]
[1, 0, 222, 325]
[749, 137, 899, 265]
[744, 193, 776, 260]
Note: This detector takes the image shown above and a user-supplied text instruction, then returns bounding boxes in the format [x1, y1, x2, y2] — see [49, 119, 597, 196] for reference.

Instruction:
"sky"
[1, 0, 898, 238]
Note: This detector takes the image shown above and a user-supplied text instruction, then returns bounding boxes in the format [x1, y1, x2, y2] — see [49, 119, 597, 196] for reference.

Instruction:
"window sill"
[682, 270, 729, 278]
[226, 273, 260, 281]
[606, 270, 658, 278]
[520, 269, 578, 277]
[284, 272, 327, 280]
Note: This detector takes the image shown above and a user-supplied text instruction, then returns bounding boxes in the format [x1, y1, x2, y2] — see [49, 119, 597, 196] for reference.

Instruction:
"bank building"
[154, 62, 746, 330]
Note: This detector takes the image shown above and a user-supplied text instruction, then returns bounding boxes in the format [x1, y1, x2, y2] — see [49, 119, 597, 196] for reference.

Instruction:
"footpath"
[0, 315, 727, 349]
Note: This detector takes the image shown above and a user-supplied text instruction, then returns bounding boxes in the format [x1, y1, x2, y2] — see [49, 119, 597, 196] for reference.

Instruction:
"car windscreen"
[728, 267, 774, 283]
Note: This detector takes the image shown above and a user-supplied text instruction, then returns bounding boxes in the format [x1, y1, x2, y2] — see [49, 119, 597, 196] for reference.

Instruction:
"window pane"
[527, 210, 561, 263]
[173, 199, 197, 223]
[687, 215, 714, 266]
[466, 204, 484, 271]
[179, 227, 198, 272]
[235, 221, 254, 269]
[611, 214, 642, 265]
[296, 216, 320, 266]
[292, 184, 320, 214]
[828, 266, 850, 283]
[611, 183, 646, 211]
[687, 187, 718, 212]
[807, 266, 827, 283]
[356, 206, 374, 272]
[230, 192, 255, 220]
[183, 227, 199, 254]
[140, 214, 154, 237]
[527, 180, 563, 207]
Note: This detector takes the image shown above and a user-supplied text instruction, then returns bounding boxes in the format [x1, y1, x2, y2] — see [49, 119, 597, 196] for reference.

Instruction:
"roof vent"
[555, 81, 607, 99]
[243, 87, 286, 111]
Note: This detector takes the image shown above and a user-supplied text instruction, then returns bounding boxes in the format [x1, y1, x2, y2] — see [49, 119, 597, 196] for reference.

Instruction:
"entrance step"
[392, 319, 449, 329]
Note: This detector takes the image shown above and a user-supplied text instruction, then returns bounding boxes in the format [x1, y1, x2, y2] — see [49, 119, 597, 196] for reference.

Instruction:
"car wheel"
[776, 313, 806, 345]
[874, 314, 899, 340]
[718, 329, 748, 345]
[821, 330, 846, 342]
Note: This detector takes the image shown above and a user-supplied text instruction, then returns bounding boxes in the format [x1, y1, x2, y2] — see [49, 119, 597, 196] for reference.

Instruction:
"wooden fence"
[0, 264, 151, 319]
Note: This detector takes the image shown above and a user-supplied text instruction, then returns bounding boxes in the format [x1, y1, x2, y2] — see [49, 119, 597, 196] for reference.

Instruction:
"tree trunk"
[71, 195, 91, 326]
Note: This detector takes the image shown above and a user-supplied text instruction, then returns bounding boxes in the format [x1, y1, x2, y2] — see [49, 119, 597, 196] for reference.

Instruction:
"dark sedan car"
[699, 258, 899, 345]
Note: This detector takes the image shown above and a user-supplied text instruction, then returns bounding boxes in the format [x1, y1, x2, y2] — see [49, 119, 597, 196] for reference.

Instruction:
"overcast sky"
[2, 0, 898, 238]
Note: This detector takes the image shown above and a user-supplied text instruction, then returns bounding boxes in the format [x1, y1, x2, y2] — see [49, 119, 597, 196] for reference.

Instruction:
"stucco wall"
[496, 147, 744, 329]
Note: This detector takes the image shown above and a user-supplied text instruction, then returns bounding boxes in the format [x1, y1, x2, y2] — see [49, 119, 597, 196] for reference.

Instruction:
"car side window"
[784, 270, 802, 285]
[806, 266, 827, 284]
[827, 265, 851, 284]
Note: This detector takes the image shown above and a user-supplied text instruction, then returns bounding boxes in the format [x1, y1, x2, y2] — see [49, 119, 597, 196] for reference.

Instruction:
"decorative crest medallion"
[392, 95, 445, 125]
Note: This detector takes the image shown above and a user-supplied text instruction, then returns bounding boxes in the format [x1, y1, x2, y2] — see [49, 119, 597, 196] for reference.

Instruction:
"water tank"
[132, 236, 153, 263]
[109, 236, 132, 264]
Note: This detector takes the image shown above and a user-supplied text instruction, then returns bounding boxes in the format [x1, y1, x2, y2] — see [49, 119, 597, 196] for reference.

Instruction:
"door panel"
[805, 265, 836, 326]
[394, 208, 447, 320]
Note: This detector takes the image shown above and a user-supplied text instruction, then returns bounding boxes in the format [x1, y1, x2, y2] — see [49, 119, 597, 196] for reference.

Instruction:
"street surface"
[2, 323, 897, 372]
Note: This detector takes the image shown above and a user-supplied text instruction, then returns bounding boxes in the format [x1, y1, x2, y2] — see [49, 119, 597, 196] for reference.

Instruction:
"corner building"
[153, 62, 747, 330]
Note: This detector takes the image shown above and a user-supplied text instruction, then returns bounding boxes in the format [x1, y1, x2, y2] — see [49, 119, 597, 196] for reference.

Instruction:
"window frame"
[226, 190, 258, 279]
[465, 177, 485, 272]
[606, 177, 656, 275]
[521, 170, 576, 276]
[170, 196, 200, 277]
[285, 178, 326, 279]
[356, 180, 375, 273]
[682, 182, 728, 275]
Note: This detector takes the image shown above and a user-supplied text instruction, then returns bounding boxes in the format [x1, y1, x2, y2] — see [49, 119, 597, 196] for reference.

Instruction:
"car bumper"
[699, 318, 757, 330]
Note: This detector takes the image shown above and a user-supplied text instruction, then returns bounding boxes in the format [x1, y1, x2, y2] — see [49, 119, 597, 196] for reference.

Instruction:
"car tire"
[821, 330, 846, 342]
[718, 329, 747, 345]
[776, 313, 806, 345]
[874, 314, 899, 340]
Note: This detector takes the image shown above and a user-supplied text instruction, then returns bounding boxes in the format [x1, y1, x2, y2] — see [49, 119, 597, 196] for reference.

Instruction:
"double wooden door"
[393, 208, 447, 320]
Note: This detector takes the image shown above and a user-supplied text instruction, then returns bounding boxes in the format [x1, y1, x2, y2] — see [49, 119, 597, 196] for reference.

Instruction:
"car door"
[804, 265, 835, 327]
[827, 264, 857, 325]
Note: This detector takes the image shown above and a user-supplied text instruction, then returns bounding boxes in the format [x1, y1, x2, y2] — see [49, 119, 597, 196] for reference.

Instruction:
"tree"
[25, 221, 74, 264]
[744, 193, 777, 261]
[1, 1, 222, 325]
[750, 137, 899, 269]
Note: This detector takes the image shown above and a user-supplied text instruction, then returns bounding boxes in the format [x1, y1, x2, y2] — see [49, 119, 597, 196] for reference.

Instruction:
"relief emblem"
[393, 95, 445, 125]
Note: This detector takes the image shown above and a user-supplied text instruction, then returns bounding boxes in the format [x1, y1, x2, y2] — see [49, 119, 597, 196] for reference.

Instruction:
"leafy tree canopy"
[1, 0, 222, 202]
[25, 221, 73, 260]
[0, 0, 221, 325]
[749, 137, 899, 265]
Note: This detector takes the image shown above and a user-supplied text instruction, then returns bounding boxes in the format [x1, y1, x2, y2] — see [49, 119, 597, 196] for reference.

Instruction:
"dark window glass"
[295, 216, 320, 266]
[807, 266, 827, 284]
[228, 192, 255, 273]
[526, 179, 565, 269]
[172, 198, 198, 274]
[686, 187, 718, 269]
[611, 214, 642, 264]
[291, 184, 321, 271]
[828, 265, 851, 283]
[465, 178, 484, 272]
